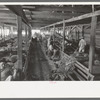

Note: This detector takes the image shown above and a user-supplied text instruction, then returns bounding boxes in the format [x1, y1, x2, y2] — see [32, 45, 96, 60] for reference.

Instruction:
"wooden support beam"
[17, 16, 22, 70]
[89, 16, 97, 73]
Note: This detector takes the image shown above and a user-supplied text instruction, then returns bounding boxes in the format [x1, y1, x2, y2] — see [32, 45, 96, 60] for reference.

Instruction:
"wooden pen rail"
[60, 52, 94, 81]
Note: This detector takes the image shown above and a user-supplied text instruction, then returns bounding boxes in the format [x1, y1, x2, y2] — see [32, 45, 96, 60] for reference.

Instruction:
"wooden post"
[28, 26, 31, 41]
[0, 27, 1, 38]
[0, 27, 2, 38]
[76, 28, 78, 41]
[62, 20, 65, 52]
[53, 25, 55, 42]
[3, 25, 5, 41]
[0, 69, 1, 81]
[5, 27, 7, 39]
[77, 30, 79, 40]
[17, 16, 22, 70]
[89, 16, 97, 73]
[10, 26, 14, 39]
[1, 26, 3, 39]
[57, 27, 59, 33]
[82, 26, 84, 38]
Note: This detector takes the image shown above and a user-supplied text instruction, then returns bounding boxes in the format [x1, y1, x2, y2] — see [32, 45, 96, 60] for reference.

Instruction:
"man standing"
[78, 36, 86, 53]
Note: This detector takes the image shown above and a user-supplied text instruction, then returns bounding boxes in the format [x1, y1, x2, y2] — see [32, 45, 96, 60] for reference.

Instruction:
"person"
[48, 40, 54, 58]
[51, 47, 61, 61]
[32, 33, 37, 43]
[78, 36, 86, 53]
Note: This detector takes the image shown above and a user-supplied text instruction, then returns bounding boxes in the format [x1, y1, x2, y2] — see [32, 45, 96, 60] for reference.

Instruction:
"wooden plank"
[89, 16, 97, 73]
[40, 10, 100, 29]
[17, 16, 22, 70]
[77, 69, 88, 80]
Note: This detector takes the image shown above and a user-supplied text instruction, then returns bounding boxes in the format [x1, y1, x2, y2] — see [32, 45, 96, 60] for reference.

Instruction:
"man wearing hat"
[78, 36, 86, 53]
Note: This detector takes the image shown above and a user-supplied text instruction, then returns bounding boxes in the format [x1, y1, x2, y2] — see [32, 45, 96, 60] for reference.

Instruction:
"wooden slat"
[77, 69, 88, 79]
[75, 61, 89, 72]
[73, 70, 85, 81]
[17, 16, 22, 70]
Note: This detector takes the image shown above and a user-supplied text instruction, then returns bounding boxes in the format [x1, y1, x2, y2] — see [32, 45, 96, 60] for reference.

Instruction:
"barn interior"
[0, 5, 100, 81]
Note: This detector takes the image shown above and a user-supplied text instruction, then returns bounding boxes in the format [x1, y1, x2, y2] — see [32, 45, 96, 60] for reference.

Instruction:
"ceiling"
[0, 5, 100, 29]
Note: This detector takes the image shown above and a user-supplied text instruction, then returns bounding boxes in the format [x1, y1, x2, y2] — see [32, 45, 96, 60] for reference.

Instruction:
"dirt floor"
[26, 41, 52, 81]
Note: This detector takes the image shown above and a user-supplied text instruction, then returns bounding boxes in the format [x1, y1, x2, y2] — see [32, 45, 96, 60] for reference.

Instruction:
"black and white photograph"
[0, 4, 100, 81]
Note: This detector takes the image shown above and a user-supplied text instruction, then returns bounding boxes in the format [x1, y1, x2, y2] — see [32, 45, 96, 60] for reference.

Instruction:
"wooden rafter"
[22, 5, 92, 13]
[40, 10, 100, 29]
